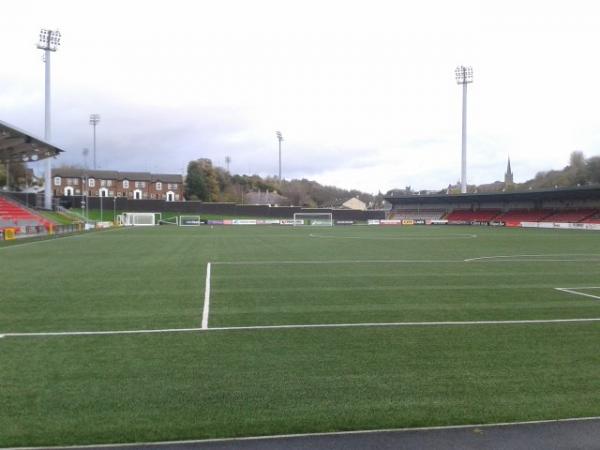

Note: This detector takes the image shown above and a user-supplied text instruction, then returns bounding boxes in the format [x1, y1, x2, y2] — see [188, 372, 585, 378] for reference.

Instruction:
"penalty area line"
[555, 287, 600, 301]
[3, 317, 600, 339]
[201, 262, 211, 329]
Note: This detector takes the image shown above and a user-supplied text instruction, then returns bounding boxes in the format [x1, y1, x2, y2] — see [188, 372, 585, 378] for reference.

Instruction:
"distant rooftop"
[52, 168, 183, 183]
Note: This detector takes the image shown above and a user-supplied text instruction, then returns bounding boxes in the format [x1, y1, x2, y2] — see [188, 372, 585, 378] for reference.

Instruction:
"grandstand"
[446, 209, 501, 222]
[1, 119, 65, 238]
[389, 208, 446, 220]
[0, 195, 53, 233]
[385, 186, 600, 225]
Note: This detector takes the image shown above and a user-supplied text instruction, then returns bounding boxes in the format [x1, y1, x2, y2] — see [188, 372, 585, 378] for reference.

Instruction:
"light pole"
[455, 66, 473, 194]
[89, 114, 101, 169]
[225, 156, 231, 173]
[276, 131, 283, 180]
[37, 28, 61, 210]
[82, 148, 89, 168]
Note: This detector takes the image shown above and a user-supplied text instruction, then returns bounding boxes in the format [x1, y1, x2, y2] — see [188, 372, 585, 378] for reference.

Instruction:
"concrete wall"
[57, 196, 386, 221]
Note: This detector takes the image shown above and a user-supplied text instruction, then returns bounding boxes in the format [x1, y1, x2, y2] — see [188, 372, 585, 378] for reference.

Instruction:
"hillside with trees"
[519, 151, 600, 190]
[184, 158, 384, 208]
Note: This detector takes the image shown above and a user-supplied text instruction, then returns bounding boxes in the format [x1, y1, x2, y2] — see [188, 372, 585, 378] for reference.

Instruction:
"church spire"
[504, 156, 514, 187]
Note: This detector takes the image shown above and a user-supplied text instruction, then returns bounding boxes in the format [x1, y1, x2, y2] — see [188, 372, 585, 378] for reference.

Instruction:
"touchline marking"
[201, 262, 211, 329]
[555, 287, 600, 301]
[3, 317, 600, 338]
[465, 253, 600, 262]
[213, 259, 460, 265]
[7, 416, 600, 450]
[308, 233, 478, 240]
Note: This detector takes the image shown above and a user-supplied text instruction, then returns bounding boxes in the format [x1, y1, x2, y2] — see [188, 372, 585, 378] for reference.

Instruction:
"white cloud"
[1, 0, 600, 193]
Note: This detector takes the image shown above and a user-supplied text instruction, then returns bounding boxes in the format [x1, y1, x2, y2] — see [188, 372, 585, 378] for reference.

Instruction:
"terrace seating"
[446, 209, 501, 222]
[543, 209, 597, 223]
[0, 196, 53, 233]
[390, 209, 445, 220]
[495, 209, 553, 223]
[581, 211, 600, 224]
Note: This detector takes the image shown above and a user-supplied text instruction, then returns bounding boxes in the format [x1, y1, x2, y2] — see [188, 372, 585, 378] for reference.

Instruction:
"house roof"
[52, 168, 182, 183]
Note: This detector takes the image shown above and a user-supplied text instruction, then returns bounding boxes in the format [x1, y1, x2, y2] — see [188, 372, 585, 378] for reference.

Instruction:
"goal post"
[293, 212, 334, 227]
[178, 215, 202, 226]
[119, 212, 160, 226]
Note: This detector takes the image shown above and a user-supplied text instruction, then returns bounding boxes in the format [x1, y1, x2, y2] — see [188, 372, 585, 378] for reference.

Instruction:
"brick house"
[52, 168, 184, 201]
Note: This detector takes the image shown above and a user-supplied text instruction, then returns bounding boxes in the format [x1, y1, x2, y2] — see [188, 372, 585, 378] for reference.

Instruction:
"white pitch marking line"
[308, 233, 478, 240]
[555, 287, 600, 301]
[213, 259, 460, 265]
[4, 317, 600, 338]
[465, 254, 600, 262]
[201, 262, 212, 329]
[8, 416, 600, 450]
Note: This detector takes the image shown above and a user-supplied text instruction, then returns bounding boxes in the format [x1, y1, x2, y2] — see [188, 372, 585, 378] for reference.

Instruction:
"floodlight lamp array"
[276, 131, 283, 141]
[455, 66, 473, 84]
[37, 29, 61, 51]
[89, 114, 101, 125]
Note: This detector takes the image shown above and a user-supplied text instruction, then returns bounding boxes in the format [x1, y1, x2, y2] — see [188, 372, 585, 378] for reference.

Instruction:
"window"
[167, 183, 178, 190]
[89, 178, 95, 187]
[123, 180, 129, 189]
[156, 182, 162, 191]
[100, 179, 106, 187]
[73, 178, 79, 186]
[107, 180, 113, 187]
[135, 181, 146, 188]
[53, 177, 61, 186]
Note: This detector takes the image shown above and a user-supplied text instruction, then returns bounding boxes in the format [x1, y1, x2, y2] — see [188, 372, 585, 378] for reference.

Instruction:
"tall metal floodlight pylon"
[89, 114, 101, 169]
[455, 65, 473, 194]
[37, 28, 61, 209]
[276, 131, 283, 180]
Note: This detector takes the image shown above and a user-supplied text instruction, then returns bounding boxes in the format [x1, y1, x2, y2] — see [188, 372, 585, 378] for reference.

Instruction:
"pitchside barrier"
[521, 221, 600, 231]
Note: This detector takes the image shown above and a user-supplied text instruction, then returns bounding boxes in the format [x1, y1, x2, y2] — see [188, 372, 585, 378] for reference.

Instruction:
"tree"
[185, 159, 220, 201]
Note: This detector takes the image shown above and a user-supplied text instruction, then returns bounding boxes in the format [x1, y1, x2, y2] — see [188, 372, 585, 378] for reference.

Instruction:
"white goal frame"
[293, 212, 334, 227]
[178, 215, 202, 226]
[119, 212, 161, 226]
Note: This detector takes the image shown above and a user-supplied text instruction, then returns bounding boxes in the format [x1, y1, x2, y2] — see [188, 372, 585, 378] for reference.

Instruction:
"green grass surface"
[37, 210, 77, 225]
[2, 225, 600, 447]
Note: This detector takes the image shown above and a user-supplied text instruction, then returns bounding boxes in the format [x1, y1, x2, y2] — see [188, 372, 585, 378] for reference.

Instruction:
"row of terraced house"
[52, 168, 184, 201]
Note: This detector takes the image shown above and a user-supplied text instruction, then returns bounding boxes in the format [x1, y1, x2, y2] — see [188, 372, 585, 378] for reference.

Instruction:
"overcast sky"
[1, 0, 600, 193]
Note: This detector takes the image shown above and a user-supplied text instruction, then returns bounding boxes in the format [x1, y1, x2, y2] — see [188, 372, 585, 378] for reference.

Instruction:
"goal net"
[293, 212, 333, 227]
[178, 215, 202, 226]
[119, 212, 160, 226]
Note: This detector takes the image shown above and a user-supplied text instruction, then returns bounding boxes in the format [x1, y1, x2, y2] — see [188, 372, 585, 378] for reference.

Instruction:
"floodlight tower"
[276, 131, 283, 180]
[455, 65, 473, 194]
[37, 28, 61, 209]
[89, 114, 101, 169]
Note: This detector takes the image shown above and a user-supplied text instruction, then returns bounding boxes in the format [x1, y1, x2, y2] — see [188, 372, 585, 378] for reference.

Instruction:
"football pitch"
[1, 225, 600, 447]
